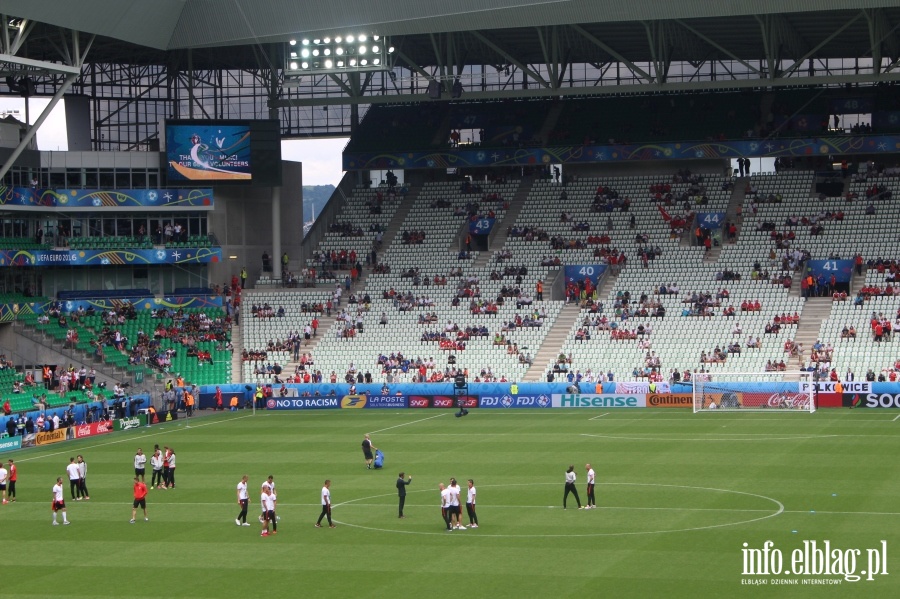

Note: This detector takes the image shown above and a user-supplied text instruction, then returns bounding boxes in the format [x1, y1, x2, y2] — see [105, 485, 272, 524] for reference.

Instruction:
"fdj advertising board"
[479, 394, 552, 408]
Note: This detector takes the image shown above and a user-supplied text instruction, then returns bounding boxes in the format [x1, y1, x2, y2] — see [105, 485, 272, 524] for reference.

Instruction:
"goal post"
[691, 372, 815, 413]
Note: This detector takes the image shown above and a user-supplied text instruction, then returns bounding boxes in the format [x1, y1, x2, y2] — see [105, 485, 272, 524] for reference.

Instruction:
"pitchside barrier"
[194, 381, 900, 410]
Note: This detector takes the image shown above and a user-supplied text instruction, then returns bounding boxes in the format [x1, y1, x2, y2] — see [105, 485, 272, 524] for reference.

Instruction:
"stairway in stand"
[281, 314, 338, 375]
[522, 302, 582, 382]
[789, 297, 832, 371]
[471, 177, 532, 269]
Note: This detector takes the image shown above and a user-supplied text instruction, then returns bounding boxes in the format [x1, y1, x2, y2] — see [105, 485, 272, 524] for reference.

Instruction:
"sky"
[0, 97, 348, 188]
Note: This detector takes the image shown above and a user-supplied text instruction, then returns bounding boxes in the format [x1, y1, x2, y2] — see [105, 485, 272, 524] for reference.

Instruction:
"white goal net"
[692, 372, 815, 413]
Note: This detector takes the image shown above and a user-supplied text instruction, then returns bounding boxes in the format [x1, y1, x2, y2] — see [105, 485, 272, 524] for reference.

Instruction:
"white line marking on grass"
[893, 413, 900, 421]
[13, 414, 254, 464]
[589, 412, 610, 420]
[581, 433, 841, 442]
[367, 413, 448, 434]
[332, 482, 785, 538]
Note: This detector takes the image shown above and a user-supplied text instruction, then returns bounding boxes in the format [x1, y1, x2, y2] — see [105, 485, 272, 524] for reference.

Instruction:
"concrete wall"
[207, 160, 304, 285]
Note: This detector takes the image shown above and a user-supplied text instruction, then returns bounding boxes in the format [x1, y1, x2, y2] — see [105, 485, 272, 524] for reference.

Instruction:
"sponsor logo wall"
[364, 396, 409, 409]
[36, 428, 68, 446]
[552, 394, 646, 408]
[647, 393, 693, 408]
[340, 395, 368, 408]
[114, 415, 147, 430]
[846, 392, 900, 408]
[408, 395, 478, 408]
[479, 394, 552, 408]
[0, 436, 21, 452]
[74, 420, 114, 439]
[266, 397, 339, 410]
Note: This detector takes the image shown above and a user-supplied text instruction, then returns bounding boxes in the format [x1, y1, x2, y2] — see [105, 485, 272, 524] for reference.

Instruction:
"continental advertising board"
[36, 428, 68, 446]
[646, 393, 693, 408]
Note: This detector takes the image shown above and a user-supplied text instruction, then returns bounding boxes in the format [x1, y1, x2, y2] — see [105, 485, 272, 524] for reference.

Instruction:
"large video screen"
[165, 120, 282, 186]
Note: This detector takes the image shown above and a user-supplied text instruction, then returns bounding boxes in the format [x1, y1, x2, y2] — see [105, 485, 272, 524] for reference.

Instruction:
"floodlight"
[359, 46, 367, 54]
[335, 47, 344, 55]
[373, 58, 380, 65]
[301, 49, 310, 57]
[290, 51, 297, 58]
[388, 46, 395, 53]
[324, 48, 331, 56]
[289, 39, 297, 46]
[323, 37, 331, 43]
[335, 36, 342, 43]
[373, 35, 380, 41]
[337, 60, 345, 67]
[372, 45, 379, 53]
[360, 59, 368, 66]
[301, 62, 309, 69]
[313, 38, 321, 44]
[359, 34, 367, 42]
[346, 35, 355, 43]
[325, 59, 333, 68]
[290, 62, 298, 70]
[312, 49, 319, 56]
[302, 39, 310, 45]
[349, 58, 357, 66]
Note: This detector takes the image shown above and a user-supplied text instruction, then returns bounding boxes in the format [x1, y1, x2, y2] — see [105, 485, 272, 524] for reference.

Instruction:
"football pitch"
[2, 408, 898, 598]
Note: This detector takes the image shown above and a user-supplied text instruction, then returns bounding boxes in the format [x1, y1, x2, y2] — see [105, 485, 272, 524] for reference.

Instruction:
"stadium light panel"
[285, 33, 391, 75]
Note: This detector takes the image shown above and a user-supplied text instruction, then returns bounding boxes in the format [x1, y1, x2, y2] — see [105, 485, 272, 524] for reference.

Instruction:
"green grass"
[2, 408, 899, 598]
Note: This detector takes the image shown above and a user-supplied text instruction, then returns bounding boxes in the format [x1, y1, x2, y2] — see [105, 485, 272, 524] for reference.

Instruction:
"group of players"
[236, 474, 335, 537]
[39, 436, 595, 532]
[439, 478, 478, 530]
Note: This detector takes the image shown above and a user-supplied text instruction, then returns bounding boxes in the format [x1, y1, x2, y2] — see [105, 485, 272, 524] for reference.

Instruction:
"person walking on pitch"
[130, 477, 148, 523]
[563, 465, 583, 509]
[315, 480, 334, 528]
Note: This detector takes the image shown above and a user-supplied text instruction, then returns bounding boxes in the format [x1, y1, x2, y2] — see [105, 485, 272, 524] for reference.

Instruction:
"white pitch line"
[893, 413, 900, 422]
[580, 433, 842, 442]
[589, 412, 610, 421]
[12, 414, 255, 464]
[367, 413, 448, 434]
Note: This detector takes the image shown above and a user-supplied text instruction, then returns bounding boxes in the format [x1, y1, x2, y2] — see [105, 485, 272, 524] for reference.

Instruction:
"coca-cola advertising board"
[75, 420, 114, 439]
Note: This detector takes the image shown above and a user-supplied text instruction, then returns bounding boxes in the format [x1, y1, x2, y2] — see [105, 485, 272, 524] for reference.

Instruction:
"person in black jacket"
[396, 472, 412, 518]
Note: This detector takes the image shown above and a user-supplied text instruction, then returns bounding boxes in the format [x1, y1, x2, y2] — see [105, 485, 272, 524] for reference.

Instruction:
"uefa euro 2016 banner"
[0, 247, 222, 267]
[0, 188, 213, 209]
[344, 134, 900, 171]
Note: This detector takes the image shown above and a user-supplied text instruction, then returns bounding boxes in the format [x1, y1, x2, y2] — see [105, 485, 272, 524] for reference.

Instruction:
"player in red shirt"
[131, 477, 149, 523]
[7, 458, 16, 502]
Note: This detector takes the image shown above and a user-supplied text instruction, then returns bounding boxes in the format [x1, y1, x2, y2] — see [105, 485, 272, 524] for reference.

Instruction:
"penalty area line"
[589, 412, 610, 421]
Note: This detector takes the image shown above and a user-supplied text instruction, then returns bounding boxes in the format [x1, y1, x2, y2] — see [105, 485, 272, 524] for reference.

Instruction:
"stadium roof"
[3, 0, 900, 54]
